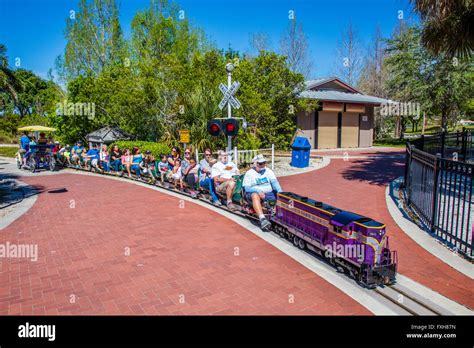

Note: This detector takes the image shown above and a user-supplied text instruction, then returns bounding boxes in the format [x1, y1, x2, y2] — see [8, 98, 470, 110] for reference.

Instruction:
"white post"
[227, 71, 232, 152]
[422, 111, 426, 135]
[271, 143, 275, 170]
[234, 146, 238, 165]
[195, 148, 199, 162]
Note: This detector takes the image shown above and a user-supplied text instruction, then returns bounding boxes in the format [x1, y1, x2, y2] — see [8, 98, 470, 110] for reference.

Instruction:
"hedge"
[112, 141, 170, 157]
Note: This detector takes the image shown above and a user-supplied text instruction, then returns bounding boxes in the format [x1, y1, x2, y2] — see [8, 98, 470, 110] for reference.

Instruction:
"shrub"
[0, 130, 14, 144]
[112, 140, 170, 157]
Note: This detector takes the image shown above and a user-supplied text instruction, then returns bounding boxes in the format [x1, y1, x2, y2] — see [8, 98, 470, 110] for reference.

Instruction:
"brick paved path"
[280, 149, 474, 309]
[0, 174, 370, 315]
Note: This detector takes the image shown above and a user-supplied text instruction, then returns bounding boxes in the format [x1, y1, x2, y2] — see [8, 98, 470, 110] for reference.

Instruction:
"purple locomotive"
[270, 192, 397, 288]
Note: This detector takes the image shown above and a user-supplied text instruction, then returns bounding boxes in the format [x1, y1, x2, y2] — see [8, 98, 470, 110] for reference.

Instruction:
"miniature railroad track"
[374, 284, 444, 316]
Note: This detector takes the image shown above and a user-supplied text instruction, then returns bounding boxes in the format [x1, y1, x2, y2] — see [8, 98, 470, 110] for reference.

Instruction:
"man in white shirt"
[211, 150, 239, 210]
[243, 154, 282, 229]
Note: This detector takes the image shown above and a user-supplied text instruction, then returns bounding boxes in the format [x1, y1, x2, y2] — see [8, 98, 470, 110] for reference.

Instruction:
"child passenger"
[121, 149, 132, 177]
[158, 154, 169, 183]
[100, 145, 110, 172]
[171, 158, 183, 189]
[140, 150, 156, 183]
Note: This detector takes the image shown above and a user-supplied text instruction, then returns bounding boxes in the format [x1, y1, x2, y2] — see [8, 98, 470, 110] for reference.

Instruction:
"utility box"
[291, 137, 311, 168]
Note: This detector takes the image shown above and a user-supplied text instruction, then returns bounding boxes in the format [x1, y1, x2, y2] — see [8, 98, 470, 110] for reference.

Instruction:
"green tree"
[233, 51, 310, 149]
[56, 0, 126, 80]
[0, 44, 21, 108]
[385, 25, 473, 135]
[411, 0, 474, 58]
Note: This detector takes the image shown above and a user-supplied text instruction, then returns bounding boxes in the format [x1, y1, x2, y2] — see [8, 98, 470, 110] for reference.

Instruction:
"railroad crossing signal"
[207, 118, 240, 137]
[207, 119, 222, 136]
[218, 81, 241, 110]
[222, 119, 239, 136]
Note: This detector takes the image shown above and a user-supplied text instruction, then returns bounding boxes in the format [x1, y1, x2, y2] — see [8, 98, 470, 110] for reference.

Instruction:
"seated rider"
[242, 154, 282, 229]
[37, 132, 48, 144]
[211, 150, 239, 210]
[71, 140, 84, 166]
[158, 154, 170, 183]
[19, 132, 30, 153]
[199, 148, 220, 206]
[84, 144, 101, 172]
[22, 137, 37, 168]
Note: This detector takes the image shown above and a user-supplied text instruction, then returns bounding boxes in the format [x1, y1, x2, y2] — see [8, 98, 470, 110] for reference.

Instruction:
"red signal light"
[207, 119, 222, 136]
[222, 119, 239, 136]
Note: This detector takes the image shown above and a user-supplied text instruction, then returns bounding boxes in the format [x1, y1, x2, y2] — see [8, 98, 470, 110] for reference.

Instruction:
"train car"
[271, 192, 397, 288]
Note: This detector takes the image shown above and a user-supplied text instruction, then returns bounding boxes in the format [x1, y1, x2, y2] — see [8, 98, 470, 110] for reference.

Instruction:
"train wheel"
[293, 236, 299, 247]
[298, 239, 306, 250]
[279, 229, 286, 239]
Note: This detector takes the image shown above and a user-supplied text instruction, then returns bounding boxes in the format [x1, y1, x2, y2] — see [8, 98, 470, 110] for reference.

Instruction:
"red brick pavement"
[280, 150, 474, 309]
[0, 174, 370, 315]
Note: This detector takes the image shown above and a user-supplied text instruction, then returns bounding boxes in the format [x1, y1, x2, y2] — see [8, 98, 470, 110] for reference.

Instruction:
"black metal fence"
[404, 129, 473, 259]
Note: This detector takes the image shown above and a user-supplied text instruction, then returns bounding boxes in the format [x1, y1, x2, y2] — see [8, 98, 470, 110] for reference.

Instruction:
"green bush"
[0, 130, 14, 144]
[112, 140, 170, 157]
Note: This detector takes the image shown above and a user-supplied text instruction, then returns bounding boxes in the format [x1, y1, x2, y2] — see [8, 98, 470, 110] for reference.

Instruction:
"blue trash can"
[291, 137, 311, 168]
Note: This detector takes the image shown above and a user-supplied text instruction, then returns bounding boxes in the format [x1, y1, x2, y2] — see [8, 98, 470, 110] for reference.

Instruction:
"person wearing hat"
[211, 150, 239, 210]
[243, 154, 282, 229]
[71, 140, 85, 167]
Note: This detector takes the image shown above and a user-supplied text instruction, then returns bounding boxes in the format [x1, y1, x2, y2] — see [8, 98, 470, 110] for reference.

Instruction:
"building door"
[341, 112, 359, 148]
[317, 111, 338, 149]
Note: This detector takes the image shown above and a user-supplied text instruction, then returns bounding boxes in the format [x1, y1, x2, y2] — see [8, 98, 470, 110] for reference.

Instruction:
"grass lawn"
[0, 146, 18, 158]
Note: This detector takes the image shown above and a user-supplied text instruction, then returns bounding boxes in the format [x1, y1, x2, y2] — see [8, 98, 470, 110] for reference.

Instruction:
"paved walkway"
[0, 173, 370, 315]
[280, 149, 474, 309]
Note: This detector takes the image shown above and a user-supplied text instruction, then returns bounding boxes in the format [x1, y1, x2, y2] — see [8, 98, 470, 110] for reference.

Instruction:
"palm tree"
[0, 43, 21, 102]
[411, 0, 474, 57]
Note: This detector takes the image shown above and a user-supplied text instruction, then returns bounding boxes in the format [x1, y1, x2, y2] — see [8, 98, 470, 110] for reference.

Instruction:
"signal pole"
[226, 63, 233, 153]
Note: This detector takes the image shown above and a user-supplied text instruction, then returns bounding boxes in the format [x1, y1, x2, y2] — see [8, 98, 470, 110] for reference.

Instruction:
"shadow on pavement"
[342, 152, 405, 186]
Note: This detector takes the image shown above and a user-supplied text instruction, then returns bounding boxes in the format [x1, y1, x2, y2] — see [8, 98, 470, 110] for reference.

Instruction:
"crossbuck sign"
[218, 81, 241, 110]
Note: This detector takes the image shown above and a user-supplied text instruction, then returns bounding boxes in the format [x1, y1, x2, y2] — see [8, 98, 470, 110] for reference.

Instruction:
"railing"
[404, 130, 473, 259]
[196, 144, 275, 170]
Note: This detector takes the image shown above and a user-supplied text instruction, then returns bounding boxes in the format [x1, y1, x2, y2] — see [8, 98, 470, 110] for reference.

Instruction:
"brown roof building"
[297, 77, 390, 149]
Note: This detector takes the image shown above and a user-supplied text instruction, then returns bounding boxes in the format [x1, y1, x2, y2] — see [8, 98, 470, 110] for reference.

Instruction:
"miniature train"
[272, 192, 397, 288]
[18, 149, 398, 288]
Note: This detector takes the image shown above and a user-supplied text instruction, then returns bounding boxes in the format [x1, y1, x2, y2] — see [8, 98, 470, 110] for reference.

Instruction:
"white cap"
[253, 154, 266, 163]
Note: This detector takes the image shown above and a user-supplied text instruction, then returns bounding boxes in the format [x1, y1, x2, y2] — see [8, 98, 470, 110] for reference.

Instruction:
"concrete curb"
[385, 176, 473, 279]
[0, 180, 38, 230]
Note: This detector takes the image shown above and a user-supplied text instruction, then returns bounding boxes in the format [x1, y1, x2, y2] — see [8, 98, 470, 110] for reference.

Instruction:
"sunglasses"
[185, 152, 191, 155]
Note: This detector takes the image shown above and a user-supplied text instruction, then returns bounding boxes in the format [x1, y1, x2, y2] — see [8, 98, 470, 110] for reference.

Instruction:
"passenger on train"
[158, 154, 170, 183]
[211, 150, 239, 210]
[71, 140, 84, 167]
[84, 143, 102, 172]
[110, 145, 122, 172]
[167, 146, 181, 170]
[199, 148, 220, 206]
[243, 154, 282, 229]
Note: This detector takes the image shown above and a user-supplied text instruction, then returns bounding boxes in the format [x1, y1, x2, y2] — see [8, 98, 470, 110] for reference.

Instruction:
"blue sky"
[0, 0, 419, 80]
